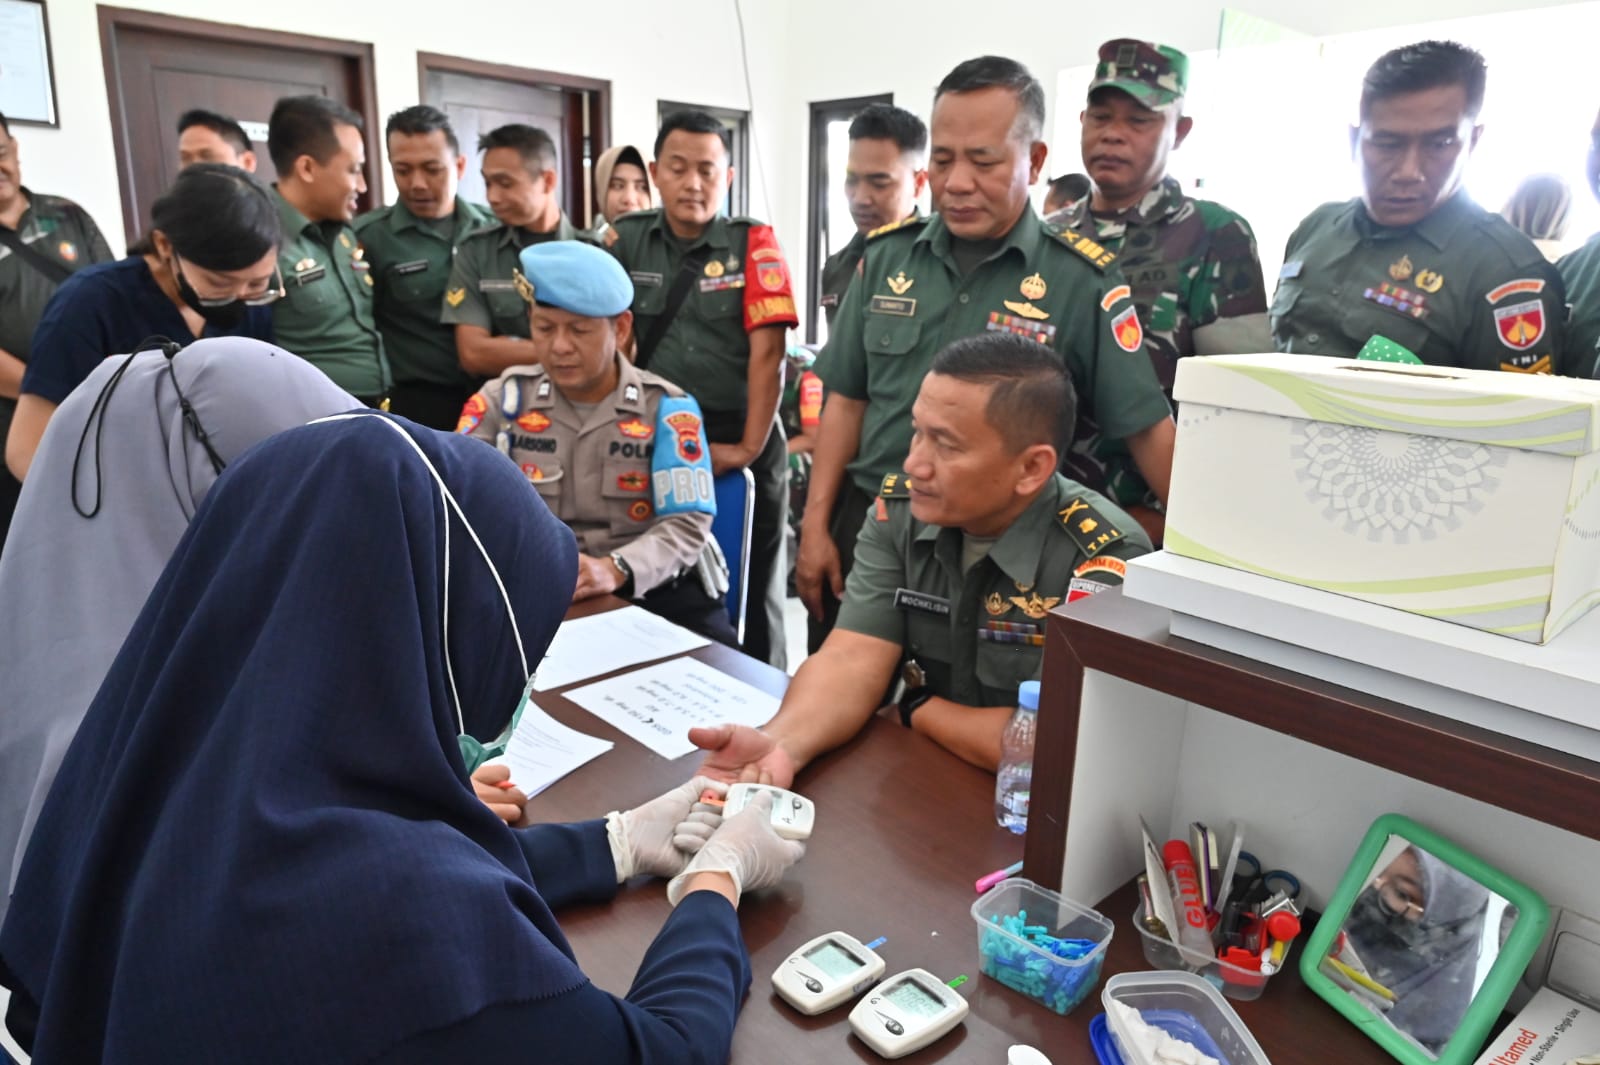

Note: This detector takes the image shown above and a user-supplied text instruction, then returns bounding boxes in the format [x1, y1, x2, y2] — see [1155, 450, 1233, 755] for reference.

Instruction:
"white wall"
[21, 0, 791, 246]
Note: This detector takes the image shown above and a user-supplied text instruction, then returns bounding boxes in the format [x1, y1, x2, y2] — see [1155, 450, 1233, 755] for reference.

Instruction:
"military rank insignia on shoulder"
[879, 472, 913, 498]
[1057, 495, 1123, 556]
[1046, 224, 1117, 271]
[867, 215, 926, 241]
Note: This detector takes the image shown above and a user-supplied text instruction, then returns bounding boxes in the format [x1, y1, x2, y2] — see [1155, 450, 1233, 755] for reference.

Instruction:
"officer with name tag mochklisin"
[456, 239, 735, 646]
[692, 333, 1151, 788]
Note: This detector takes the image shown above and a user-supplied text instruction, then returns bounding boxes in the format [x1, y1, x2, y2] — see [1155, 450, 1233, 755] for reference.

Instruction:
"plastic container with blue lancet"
[971, 877, 1113, 1015]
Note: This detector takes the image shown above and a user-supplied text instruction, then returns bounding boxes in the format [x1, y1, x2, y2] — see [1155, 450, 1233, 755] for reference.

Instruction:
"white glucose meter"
[847, 968, 969, 1059]
[771, 931, 886, 1015]
[722, 782, 815, 840]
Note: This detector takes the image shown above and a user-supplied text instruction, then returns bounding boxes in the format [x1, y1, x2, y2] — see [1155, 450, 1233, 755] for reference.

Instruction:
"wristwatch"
[609, 551, 635, 598]
[898, 658, 933, 728]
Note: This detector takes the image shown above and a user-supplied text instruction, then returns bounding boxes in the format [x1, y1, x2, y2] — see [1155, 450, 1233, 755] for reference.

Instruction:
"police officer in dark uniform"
[443, 124, 587, 382]
[692, 333, 1151, 787]
[356, 106, 493, 429]
[1273, 41, 1567, 374]
[817, 104, 926, 331]
[0, 110, 114, 543]
[267, 96, 390, 405]
[608, 110, 801, 670]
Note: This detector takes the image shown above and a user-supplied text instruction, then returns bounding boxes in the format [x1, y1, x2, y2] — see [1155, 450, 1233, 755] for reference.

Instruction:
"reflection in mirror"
[1302, 815, 1550, 1065]
[1323, 836, 1517, 1058]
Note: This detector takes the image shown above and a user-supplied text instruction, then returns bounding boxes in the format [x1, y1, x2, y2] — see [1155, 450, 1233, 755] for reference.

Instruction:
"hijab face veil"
[0, 338, 358, 923]
[0, 413, 581, 1062]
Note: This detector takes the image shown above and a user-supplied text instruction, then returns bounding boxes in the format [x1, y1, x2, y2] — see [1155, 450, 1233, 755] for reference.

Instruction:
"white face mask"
[308, 414, 531, 769]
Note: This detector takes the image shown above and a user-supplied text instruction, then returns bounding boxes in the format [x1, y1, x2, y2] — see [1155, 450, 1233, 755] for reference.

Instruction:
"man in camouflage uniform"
[1273, 41, 1567, 374]
[1050, 39, 1268, 538]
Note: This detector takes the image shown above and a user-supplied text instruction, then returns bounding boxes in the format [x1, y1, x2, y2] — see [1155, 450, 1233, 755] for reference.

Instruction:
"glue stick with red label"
[1162, 840, 1215, 957]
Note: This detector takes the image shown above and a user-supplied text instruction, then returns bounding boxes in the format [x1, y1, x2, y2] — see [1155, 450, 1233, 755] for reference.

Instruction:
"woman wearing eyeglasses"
[3, 163, 283, 483]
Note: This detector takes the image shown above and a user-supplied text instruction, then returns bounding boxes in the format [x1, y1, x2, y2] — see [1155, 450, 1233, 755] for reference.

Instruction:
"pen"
[975, 860, 1024, 894]
[1325, 956, 1396, 1001]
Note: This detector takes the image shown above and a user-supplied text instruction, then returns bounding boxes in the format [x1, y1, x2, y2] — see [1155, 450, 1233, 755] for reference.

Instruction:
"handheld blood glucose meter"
[847, 968, 969, 1059]
[722, 782, 815, 840]
[771, 931, 886, 1015]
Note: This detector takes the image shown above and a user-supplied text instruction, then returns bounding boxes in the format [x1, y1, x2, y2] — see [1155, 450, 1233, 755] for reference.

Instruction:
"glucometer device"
[847, 968, 969, 1059]
[722, 783, 815, 840]
[771, 931, 886, 1015]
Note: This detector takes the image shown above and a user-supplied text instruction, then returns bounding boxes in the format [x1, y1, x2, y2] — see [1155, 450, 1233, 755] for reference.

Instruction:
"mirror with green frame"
[1301, 814, 1550, 1065]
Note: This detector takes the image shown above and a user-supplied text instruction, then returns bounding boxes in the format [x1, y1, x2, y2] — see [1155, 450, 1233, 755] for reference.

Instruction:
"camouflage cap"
[1088, 39, 1188, 110]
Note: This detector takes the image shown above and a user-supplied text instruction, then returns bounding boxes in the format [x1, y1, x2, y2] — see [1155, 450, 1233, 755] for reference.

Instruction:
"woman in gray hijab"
[0, 336, 358, 925]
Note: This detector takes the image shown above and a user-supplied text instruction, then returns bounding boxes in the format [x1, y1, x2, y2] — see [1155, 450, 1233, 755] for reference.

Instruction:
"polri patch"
[894, 588, 951, 616]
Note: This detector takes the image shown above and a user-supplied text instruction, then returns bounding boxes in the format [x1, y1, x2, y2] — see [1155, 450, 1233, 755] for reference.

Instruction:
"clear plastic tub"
[1132, 900, 1279, 1001]
[970, 877, 1113, 1015]
[1101, 970, 1271, 1065]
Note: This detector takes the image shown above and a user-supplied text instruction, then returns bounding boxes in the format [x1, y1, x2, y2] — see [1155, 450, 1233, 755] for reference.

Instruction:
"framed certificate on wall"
[0, 0, 59, 127]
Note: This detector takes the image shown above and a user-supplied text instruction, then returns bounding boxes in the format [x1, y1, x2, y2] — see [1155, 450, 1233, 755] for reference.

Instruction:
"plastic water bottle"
[994, 681, 1040, 833]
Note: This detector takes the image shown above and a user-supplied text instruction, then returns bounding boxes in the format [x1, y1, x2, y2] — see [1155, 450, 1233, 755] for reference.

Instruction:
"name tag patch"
[292, 266, 327, 285]
[870, 295, 916, 317]
[630, 270, 664, 287]
[393, 259, 429, 275]
[479, 279, 517, 292]
[698, 273, 746, 293]
[894, 588, 950, 616]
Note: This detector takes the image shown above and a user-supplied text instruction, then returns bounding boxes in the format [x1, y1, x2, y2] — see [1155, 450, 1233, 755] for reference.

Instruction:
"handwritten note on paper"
[565, 657, 781, 759]
[532, 606, 711, 692]
[485, 700, 614, 797]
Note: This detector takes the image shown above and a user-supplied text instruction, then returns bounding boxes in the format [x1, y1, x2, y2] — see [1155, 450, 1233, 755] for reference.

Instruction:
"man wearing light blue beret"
[456, 240, 735, 644]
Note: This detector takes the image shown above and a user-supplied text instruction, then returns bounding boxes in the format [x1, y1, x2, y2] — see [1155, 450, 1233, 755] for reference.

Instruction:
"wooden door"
[419, 54, 609, 225]
[98, 6, 380, 247]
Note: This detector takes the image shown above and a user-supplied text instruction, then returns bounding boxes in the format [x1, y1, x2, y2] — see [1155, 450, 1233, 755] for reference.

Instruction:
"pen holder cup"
[971, 878, 1113, 1015]
[1132, 901, 1279, 1002]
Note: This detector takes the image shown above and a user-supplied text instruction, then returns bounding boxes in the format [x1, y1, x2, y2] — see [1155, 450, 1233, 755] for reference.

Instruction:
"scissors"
[1219, 852, 1302, 950]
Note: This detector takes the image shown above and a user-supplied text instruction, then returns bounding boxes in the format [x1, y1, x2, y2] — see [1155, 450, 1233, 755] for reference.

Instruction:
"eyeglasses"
[1374, 875, 1426, 920]
[176, 255, 286, 307]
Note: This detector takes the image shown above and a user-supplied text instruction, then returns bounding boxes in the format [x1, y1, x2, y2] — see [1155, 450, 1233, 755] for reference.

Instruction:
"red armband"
[743, 224, 800, 332]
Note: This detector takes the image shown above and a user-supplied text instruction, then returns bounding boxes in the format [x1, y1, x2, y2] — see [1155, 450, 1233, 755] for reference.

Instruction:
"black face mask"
[172, 260, 248, 330]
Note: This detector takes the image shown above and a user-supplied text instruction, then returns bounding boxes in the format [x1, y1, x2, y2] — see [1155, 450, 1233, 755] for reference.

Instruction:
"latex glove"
[607, 776, 728, 882]
[666, 791, 806, 906]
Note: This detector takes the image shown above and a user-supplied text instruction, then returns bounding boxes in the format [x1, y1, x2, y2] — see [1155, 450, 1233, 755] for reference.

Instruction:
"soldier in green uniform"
[608, 110, 801, 670]
[798, 55, 1174, 652]
[817, 104, 926, 332]
[1053, 38, 1269, 537]
[0, 110, 114, 542]
[1272, 41, 1568, 374]
[443, 124, 587, 382]
[267, 96, 389, 405]
[690, 334, 1151, 787]
[355, 106, 493, 429]
[1558, 106, 1600, 379]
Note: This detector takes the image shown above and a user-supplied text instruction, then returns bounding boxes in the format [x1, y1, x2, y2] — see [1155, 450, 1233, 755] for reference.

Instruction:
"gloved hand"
[666, 791, 806, 906]
[607, 776, 728, 882]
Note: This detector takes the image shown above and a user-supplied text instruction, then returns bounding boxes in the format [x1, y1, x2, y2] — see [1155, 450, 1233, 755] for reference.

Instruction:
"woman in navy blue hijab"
[0, 412, 801, 1063]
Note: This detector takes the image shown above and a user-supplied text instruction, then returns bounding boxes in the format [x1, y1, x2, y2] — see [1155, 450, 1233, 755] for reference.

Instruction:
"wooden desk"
[533, 599, 1047, 1062]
